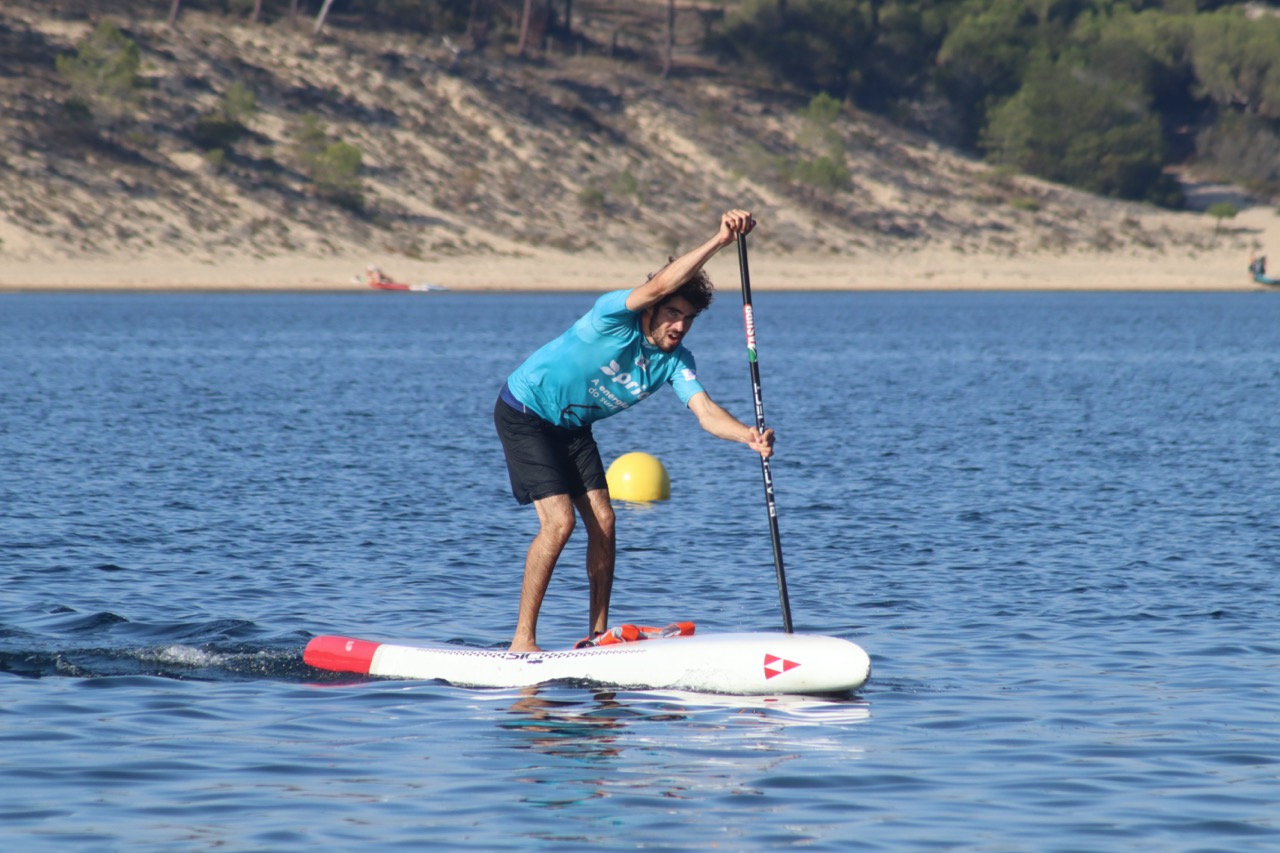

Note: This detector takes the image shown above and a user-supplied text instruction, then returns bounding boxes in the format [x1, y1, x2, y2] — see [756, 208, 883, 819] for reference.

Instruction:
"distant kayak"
[365, 279, 449, 292]
[354, 274, 449, 292]
[1253, 272, 1278, 286]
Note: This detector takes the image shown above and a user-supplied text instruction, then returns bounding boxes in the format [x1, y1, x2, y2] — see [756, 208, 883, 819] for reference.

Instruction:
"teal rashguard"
[505, 289, 706, 429]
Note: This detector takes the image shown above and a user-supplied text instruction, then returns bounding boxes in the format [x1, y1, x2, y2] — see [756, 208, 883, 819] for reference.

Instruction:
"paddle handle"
[737, 233, 794, 634]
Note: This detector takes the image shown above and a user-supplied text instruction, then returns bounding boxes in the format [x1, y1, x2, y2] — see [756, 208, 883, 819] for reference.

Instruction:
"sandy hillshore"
[1, 205, 1276, 293]
[4, 5, 1277, 295]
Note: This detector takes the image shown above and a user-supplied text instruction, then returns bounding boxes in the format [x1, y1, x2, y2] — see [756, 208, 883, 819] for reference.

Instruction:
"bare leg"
[509, 494, 576, 652]
[574, 488, 616, 638]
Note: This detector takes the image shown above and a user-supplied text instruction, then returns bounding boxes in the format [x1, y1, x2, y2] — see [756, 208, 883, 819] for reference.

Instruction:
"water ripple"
[2, 292, 1280, 850]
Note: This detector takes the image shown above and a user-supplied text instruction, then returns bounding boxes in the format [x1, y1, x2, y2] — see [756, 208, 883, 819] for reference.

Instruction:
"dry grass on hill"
[0, 1, 1275, 290]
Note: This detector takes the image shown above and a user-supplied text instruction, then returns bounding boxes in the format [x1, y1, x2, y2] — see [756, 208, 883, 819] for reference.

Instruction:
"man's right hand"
[719, 209, 756, 245]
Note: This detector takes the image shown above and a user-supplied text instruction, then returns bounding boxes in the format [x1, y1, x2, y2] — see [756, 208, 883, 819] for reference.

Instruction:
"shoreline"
[3, 5, 1276, 297]
[0, 247, 1270, 293]
[1, 207, 1275, 293]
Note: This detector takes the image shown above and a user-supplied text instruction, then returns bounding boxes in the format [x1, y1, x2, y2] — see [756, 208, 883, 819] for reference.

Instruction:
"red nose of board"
[304, 635, 381, 674]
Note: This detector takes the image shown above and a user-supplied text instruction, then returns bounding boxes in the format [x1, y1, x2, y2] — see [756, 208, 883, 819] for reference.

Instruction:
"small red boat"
[359, 266, 448, 292]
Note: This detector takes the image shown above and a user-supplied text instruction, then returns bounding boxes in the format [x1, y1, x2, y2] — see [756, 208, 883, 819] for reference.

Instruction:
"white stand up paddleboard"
[305, 632, 871, 695]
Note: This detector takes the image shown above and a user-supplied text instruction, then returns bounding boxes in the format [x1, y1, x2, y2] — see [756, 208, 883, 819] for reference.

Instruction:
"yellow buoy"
[606, 452, 671, 502]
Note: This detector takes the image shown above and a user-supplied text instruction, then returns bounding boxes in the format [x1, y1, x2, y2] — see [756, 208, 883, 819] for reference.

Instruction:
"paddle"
[736, 232, 795, 633]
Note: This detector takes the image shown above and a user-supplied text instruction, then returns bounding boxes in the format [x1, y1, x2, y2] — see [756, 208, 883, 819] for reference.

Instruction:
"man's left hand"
[749, 427, 775, 458]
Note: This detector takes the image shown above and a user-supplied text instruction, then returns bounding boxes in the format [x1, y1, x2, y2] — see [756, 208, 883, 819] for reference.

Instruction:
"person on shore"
[1249, 253, 1266, 277]
[494, 209, 774, 652]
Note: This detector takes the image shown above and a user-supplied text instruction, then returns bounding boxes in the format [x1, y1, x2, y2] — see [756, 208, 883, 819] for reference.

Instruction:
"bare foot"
[508, 641, 541, 653]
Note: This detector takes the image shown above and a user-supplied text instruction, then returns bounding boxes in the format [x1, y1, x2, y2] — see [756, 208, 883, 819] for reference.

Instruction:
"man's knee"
[538, 504, 577, 544]
[578, 496, 615, 542]
[595, 503, 616, 539]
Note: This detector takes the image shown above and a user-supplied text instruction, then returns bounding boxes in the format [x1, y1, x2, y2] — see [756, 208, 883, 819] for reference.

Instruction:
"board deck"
[305, 632, 871, 695]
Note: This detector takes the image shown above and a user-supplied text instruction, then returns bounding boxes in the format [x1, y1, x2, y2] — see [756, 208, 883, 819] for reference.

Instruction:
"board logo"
[763, 653, 800, 679]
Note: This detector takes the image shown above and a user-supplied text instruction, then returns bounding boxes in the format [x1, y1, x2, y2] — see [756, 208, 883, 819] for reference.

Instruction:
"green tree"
[1059, 9, 1201, 160]
[193, 81, 258, 152]
[1205, 200, 1237, 233]
[983, 53, 1181, 205]
[935, 0, 1057, 145]
[937, 0, 1046, 95]
[1190, 10, 1280, 120]
[718, 0, 958, 113]
[55, 21, 142, 134]
[291, 114, 365, 209]
[312, 142, 364, 208]
[719, 0, 875, 99]
[793, 92, 851, 192]
[291, 113, 329, 164]
[221, 81, 257, 124]
[1068, 9, 1196, 103]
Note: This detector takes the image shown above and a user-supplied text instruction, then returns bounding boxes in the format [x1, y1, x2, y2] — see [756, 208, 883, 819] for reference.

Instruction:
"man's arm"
[688, 392, 775, 458]
[625, 209, 755, 313]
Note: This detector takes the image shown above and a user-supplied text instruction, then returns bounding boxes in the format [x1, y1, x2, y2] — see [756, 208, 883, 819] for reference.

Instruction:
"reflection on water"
[502, 690, 631, 764]
[492, 688, 872, 810]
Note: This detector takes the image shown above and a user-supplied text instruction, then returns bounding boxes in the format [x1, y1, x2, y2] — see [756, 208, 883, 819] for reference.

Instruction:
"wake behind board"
[304, 631, 871, 695]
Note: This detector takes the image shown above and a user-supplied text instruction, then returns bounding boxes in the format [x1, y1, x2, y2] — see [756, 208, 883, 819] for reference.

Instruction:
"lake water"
[2, 290, 1277, 851]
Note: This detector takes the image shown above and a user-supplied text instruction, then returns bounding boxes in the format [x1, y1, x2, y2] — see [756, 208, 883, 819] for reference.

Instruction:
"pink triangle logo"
[763, 653, 801, 680]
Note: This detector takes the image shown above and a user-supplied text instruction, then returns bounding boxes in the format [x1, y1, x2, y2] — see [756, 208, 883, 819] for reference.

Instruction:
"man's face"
[646, 297, 698, 352]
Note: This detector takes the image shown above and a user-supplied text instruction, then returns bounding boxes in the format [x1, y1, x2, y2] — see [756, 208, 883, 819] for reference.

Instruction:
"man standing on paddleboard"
[495, 209, 775, 652]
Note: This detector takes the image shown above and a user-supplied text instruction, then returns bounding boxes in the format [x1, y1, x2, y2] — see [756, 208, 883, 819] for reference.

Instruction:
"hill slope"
[0, 3, 1273, 288]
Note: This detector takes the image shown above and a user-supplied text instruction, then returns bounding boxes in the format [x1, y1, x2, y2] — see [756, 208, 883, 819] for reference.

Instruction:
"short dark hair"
[648, 257, 715, 315]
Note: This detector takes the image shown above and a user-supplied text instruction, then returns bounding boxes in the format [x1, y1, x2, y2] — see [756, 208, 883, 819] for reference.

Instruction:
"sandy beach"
[1, 203, 1274, 293]
[4, 5, 1277, 296]
[2, 179, 1274, 293]
[2, 229, 1269, 292]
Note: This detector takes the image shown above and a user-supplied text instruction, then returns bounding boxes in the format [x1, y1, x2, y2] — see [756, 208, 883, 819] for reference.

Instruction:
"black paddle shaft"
[736, 233, 795, 633]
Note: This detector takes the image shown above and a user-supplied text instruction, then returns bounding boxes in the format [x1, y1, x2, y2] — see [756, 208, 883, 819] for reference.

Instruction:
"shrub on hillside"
[983, 55, 1182, 207]
[54, 21, 141, 135]
[790, 92, 851, 193]
[193, 81, 258, 152]
[290, 114, 365, 210]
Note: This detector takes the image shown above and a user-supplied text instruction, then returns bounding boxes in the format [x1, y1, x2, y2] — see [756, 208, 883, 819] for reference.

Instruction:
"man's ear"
[640, 306, 655, 337]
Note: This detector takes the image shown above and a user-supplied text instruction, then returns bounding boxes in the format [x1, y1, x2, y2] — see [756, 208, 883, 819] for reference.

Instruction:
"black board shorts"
[494, 389, 607, 505]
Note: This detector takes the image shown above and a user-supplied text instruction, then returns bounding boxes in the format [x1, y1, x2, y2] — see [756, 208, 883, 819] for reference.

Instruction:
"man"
[494, 209, 774, 652]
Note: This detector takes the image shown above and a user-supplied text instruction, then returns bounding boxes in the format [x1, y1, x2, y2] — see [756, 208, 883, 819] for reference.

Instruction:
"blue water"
[2, 290, 1278, 851]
